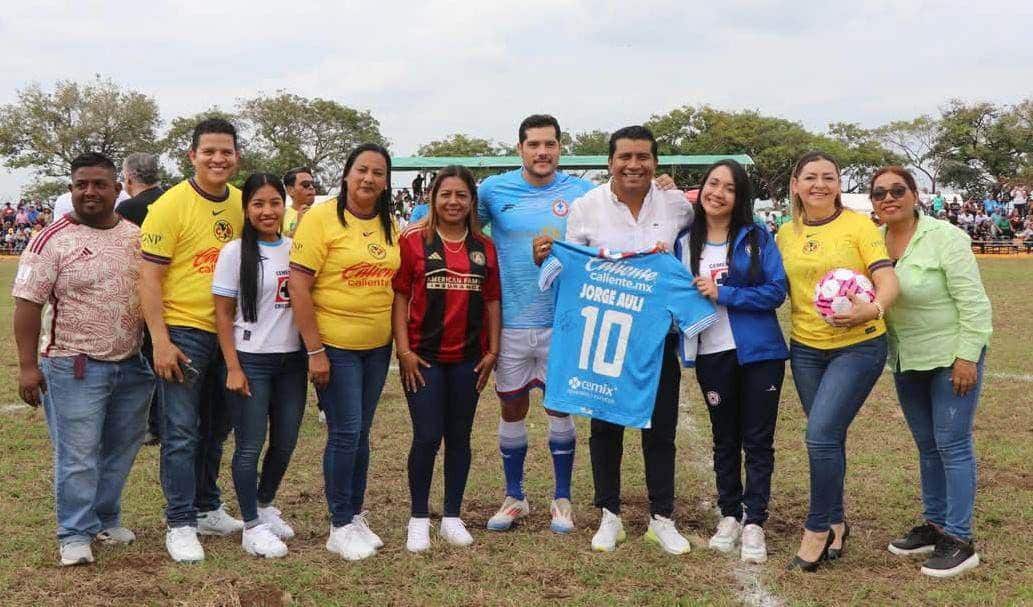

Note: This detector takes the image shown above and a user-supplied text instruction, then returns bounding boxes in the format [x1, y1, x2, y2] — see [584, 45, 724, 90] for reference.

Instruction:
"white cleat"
[550, 498, 575, 534]
[242, 523, 288, 559]
[166, 527, 204, 563]
[326, 524, 375, 561]
[257, 505, 295, 540]
[591, 508, 626, 552]
[740, 524, 768, 564]
[197, 505, 244, 536]
[60, 542, 95, 566]
[440, 517, 474, 547]
[486, 496, 529, 531]
[645, 514, 691, 555]
[709, 516, 742, 553]
[406, 517, 431, 553]
[352, 511, 384, 549]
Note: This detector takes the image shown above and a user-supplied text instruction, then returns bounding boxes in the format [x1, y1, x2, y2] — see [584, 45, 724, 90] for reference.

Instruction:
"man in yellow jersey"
[138, 119, 246, 563]
[283, 167, 316, 237]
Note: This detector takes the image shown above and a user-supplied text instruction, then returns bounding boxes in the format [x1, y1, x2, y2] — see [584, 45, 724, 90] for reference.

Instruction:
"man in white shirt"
[1011, 186, 1028, 218]
[534, 126, 694, 556]
[53, 189, 129, 220]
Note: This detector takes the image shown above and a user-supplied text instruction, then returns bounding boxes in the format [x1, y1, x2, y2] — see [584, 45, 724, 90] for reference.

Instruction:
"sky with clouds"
[2, 0, 1031, 196]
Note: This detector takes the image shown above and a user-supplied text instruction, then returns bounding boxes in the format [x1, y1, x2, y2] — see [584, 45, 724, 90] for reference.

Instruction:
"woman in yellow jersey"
[776, 151, 899, 572]
[288, 144, 400, 562]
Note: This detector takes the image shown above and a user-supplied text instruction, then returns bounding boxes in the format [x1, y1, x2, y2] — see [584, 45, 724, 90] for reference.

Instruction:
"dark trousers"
[406, 359, 481, 518]
[695, 349, 784, 526]
[591, 334, 680, 517]
[141, 330, 162, 438]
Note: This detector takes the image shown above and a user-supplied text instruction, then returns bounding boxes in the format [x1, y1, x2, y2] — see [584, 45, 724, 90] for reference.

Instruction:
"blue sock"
[498, 419, 527, 500]
[548, 415, 576, 500]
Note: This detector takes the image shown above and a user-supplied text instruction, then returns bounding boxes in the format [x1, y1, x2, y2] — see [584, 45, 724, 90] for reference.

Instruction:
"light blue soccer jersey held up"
[477, 169, 593, 328]
[539, 241, 717, 428]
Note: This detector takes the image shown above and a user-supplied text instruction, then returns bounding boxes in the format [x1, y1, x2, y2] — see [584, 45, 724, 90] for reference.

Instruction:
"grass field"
[0, 256, 1030, 606]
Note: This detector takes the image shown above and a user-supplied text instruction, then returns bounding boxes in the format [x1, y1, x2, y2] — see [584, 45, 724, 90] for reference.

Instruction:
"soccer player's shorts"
[495, 327, 551, 401]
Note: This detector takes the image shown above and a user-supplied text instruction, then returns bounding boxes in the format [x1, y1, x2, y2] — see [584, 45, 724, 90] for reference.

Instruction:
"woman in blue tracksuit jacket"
[674, 159, 788, 564]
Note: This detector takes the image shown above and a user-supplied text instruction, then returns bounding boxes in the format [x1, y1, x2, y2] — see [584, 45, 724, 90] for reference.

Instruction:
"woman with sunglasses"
[392, 165, 501, 552]
[776, 151, 899, 572]
[873, 167, 991, 578]
[288, 144, 400, 561]
[213, 173, 306, 559]
[675, 159, 788, 564]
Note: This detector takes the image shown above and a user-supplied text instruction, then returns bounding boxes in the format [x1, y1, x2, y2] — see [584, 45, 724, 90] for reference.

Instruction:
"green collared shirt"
[883, 214, 992, 372]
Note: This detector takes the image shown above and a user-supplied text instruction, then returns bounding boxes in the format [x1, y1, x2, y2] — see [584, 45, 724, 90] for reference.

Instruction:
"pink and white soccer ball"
[814, 268, 875, 319]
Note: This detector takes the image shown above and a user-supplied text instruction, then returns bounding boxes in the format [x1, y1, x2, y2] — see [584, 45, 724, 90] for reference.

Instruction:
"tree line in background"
[1, 77, 1031, 203]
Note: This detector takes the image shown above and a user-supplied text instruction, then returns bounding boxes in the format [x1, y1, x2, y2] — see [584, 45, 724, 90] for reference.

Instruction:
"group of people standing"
[12, 114, 991, 580]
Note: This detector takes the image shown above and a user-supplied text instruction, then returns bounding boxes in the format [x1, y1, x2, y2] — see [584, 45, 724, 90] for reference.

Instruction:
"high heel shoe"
[786, 529, 836, 572]
[827, 522, 850, 561]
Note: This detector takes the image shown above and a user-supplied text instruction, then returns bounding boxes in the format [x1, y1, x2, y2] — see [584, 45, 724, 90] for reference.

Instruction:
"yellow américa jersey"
[776, 208, 893, 350]
[289, 200, 400, 350]
[140, 179, 244, 333]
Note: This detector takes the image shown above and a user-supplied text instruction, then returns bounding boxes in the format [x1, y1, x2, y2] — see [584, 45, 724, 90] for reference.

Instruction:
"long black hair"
[689, 159, 762, 283]
[336, 143, 394, 245]
[423, 165, 483, 244]
[239, 172, 286, 323]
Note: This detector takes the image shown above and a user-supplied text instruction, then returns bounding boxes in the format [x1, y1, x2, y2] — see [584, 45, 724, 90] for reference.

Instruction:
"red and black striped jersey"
[393, 227, 500, 363]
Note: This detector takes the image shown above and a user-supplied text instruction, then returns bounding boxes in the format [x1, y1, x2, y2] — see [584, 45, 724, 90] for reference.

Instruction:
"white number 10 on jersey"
[578, 306, 633, 378]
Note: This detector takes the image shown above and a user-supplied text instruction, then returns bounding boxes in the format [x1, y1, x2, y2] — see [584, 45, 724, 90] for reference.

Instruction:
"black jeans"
[590, 334, 680, 517]
[406, 359, 481, 518]
[695, 349, 784, 526]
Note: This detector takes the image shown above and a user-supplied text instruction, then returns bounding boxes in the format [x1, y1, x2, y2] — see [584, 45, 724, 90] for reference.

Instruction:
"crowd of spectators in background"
[915, 185, 1032, 241]
[2, 201, 53, 254]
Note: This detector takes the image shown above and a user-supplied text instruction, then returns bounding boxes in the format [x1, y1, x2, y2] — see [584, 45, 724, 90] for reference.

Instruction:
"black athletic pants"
[591, 335, 680, 517]
[694, 349, 784, 526]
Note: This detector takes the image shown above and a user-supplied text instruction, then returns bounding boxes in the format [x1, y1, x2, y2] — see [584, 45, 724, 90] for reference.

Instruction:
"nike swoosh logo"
[212, 209, 226, 216]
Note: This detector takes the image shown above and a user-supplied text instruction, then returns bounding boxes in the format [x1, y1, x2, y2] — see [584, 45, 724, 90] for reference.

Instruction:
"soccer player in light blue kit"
[477, 115, 593, 533]
[479, 115, 676, 533]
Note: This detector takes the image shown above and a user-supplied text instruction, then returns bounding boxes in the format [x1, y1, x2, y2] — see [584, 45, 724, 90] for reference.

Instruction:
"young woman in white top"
[213, 173, 306, 558]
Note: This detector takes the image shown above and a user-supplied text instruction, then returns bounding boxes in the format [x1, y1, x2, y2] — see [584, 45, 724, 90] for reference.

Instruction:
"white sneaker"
[197, 505, 244, 536]
[550, 498, 575, 534]
[97, 526, 136, 545]
[591, 508, 626, 552]
[645, 514, 691, 555]
[709, 516, 742, 553]
[740, 524, 767, 564]
[326, 524, 375, 561]
[242, 523, 288, 559]
[318, 410, 327, 424]
[406, 517, 431, 553]
[166, 527, 204, 563]
[257, 505, 295, 540]
[60, 542, 94, 566]
[486, 496, 529, 531]
[440, 517, 474, 547]
[352, 511, 384, 549]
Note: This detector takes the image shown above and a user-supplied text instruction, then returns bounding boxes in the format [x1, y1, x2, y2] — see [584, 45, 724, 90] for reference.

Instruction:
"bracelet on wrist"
[872, 300, 884, 320]
[306, 347, 326, 356]
[398, 350, 415, 358]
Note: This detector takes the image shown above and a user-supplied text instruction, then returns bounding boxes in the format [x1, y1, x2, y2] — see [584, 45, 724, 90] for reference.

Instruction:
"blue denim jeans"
[789, 335, 887, 532]
[893, 350, 985, 540]
[226, 350, 308, 523]
[405, 359, 481, 518]
[318, 344, 392, 527]
[158, 327, 232, 527]
[41, 353, 154, 546]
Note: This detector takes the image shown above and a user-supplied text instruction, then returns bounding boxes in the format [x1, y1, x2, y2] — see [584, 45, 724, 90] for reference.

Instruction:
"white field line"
[986, 371, 1033, 382]
[1, 403, 31, 414]
[678, 400, 785, 607]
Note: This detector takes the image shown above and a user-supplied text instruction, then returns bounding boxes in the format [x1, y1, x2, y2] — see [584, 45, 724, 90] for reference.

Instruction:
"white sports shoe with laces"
[326, 524, 375, 561]
[242, 523, 288, 558]
[709, 516, 742, 553]
[406, 517, 431, 553]
[352, 511, 384, 549]
[257, 505, 295, 540]
[197, 505, 244, 536]
[440, 517, 474, 547]
[645, 514, 691, 555]
[486, 496, 529, 531]
[591, 508, 626, 552]
[740, 524, 767, 563]
[166, 526, 204, 563]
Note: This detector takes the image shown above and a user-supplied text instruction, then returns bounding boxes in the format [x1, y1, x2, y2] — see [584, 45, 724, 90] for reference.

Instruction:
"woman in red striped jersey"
[392, 165, 502, 553]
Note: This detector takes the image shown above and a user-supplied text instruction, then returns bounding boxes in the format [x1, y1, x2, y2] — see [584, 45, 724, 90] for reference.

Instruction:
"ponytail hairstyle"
[790, 151, 843, 232]
[336, 143, 394, 245]
[423, 165, 483, 244]
[689, 159, 762, 284]
[239, 172, 286, 323]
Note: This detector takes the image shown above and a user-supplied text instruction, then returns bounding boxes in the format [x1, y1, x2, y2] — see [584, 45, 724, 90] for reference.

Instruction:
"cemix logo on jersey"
[340, 262, 394, 288]
[192, 247, 221, 274]
[566, 375, 617, 402]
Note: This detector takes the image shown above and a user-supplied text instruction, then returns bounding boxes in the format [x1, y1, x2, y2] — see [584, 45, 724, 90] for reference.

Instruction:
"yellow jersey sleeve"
[140, 193, 179, 263]
[855, 214, 893, 272]
[289, 202, 330, 275]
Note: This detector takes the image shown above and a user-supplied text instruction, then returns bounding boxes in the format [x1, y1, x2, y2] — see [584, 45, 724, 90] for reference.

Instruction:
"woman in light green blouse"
[872, 166, 992, 579]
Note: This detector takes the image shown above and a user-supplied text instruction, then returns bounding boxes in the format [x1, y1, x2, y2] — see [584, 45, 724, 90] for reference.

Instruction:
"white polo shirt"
[564, 181, 694, 250]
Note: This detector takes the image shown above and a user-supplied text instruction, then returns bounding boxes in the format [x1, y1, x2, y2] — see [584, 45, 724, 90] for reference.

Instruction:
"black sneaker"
[920, 534, 980, 578]
[888, 523, 941, 556]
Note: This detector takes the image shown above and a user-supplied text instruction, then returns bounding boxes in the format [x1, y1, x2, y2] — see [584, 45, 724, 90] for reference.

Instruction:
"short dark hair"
[191, 118, 239, 151]
[518, 114, 561, 144]
[70, 152, 117, 179]
[283, 166, 313, 187]
[608, 126, 658, 160]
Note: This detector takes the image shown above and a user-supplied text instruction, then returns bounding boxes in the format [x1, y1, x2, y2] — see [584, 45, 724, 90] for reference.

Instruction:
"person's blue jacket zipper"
[674, 222, 789, 367]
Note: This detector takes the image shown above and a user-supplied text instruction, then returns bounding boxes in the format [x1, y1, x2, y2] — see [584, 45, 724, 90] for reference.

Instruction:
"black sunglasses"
[871, 185, 909, 202]
[297, 180, 316, 189]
